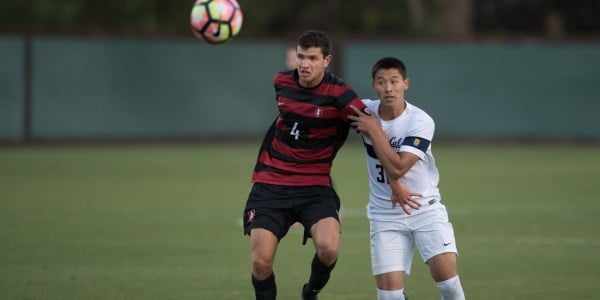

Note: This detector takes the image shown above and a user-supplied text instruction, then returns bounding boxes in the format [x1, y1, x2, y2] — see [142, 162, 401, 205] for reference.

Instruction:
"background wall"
[0, 37, 24, 140]
[1, 36, 600, 142]
[344, 42, 600, 140]
[29, 37, 280, 140]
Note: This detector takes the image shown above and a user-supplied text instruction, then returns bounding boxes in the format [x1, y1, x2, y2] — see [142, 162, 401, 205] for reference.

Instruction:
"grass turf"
[1, 142, 599, 299]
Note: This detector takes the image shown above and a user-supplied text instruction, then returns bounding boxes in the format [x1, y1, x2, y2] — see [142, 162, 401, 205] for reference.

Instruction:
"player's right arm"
[351, 105, 422, 214]
[349, 105, 420, 180]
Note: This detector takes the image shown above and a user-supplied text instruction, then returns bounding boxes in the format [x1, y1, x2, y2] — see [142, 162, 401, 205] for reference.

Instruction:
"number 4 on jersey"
[290, 122, 300, 140]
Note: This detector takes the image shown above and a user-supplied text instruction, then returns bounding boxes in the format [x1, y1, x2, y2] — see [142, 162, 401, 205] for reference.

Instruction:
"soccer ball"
[190, 0, 243, 44]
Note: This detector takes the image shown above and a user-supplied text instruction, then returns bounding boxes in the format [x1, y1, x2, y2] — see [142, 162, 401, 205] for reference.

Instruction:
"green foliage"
[0, 0, 413, 36]
[1, 0, 599, 38]
[1, 142, 599, 299]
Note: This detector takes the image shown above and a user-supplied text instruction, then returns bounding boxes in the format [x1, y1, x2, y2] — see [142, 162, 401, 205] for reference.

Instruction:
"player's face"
[372, 68, 409, 105]
[296, 46, 331, 88]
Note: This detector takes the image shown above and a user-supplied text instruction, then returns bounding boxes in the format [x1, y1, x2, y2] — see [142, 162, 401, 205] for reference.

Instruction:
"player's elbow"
[386, 164, 411, 180]
[386, 168, 404, 181]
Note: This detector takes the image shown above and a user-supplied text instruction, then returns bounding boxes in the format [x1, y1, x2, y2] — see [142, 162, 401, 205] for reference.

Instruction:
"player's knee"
[427, 252, 458, 282]
[316, 244, 339, 266]
[311, 218, 340, 265]
[251, 255, 274, 279]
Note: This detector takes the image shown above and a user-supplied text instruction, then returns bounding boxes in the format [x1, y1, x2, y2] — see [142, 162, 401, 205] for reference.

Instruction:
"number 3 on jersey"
[290, 122, 300, 140]
[376, 164, 389, 184]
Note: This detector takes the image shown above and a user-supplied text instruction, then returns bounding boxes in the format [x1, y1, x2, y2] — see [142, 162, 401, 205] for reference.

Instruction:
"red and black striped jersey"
[251, 70, 367, 187]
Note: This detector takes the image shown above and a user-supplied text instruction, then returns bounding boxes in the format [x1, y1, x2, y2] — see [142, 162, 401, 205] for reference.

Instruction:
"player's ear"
[404, 78, 410, 90]
[324, 54, 332, 67]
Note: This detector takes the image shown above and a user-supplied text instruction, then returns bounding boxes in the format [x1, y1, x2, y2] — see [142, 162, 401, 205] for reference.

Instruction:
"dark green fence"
[343, 42, 600, 140]
[29, 36, 281, 140]
[1, 36, 599, 141]
[0, 36, 24, 140]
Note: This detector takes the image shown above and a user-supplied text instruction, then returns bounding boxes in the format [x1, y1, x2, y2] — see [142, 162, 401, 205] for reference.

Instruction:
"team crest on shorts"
[413, 138, 421, 147]
[247, 209, 256, 223]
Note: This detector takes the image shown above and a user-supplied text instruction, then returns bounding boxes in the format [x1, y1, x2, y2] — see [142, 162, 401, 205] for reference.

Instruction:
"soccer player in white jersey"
[348, 57, 465, 300]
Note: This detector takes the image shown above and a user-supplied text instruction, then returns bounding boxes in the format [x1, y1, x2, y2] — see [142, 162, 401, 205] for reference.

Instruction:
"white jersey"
[362, 99, 442, 222]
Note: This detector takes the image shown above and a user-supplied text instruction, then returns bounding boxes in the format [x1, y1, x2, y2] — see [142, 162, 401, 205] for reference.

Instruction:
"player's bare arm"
[349, 105, 422, 213]
[349, 105, 418, 178]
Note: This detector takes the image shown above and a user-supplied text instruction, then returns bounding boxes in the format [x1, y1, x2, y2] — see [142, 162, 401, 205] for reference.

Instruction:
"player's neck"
[299, 72, 325, 88]
[378, 100, 406, 121]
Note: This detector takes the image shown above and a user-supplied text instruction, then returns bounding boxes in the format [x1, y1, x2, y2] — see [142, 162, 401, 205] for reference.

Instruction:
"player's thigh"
[310, 217, 340, 244]
[310, 217, 340, 256]
[413, 207, 458, 279]
[250, 228, 279, 273]
[370, 226, 415, 279]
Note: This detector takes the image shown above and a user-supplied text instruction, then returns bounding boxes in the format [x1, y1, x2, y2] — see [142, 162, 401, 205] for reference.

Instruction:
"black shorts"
[243, 183, 341, 245]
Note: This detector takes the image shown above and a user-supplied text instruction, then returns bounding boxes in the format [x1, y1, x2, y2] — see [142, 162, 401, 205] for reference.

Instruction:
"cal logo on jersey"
[389, 137, 402, 149]
[315, 107, 322, 118]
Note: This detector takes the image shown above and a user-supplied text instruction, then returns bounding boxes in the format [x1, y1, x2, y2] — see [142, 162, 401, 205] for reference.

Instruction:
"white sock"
[436, 275, 465, 300]
[377, 288, 405, 300]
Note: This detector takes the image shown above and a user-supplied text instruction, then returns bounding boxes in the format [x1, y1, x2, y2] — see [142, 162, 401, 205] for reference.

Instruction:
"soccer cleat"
[301, 283, 318, 300]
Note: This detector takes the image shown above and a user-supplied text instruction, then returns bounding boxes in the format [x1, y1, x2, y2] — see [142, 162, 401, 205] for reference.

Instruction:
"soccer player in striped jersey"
[242, 30, 367, 300]
[349, 57, 465, 300]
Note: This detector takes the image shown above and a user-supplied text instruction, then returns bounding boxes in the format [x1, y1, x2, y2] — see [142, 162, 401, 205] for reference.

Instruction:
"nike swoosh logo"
[443, 242, 452, 246]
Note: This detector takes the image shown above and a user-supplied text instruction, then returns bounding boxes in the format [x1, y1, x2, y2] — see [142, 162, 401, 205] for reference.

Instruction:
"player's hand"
[348, 105, 378, 136]
[390, 179, 422, 215]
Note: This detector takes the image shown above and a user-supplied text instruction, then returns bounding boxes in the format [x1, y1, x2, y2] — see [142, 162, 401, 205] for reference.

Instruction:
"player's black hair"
[371, 57, 407, 80]
[297, 30, 331, 57]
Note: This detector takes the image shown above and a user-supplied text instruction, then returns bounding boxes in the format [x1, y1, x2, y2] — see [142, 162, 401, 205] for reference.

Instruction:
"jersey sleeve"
[340, 96, 368, 122]
[399, 113, 435, 159]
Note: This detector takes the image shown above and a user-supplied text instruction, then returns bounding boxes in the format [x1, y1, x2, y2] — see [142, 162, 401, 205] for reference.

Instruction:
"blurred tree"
[0, 0, 32, 32]
[0, 0, 598, 39]
[444, 0, 474, 39]
[473, 0, 600, 39]
[407, 0, 426, 30]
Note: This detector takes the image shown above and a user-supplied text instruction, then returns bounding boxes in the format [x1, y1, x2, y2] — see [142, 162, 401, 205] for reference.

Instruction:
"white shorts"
[370, 205, 458, 276]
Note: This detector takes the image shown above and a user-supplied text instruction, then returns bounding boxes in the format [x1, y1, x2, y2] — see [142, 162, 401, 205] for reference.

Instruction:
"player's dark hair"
[297, 30, 331, 57]
[371, 57, 407, 80]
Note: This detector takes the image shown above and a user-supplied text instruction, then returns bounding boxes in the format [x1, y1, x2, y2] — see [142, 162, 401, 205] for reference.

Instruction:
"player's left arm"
[340, 96, 368, 122]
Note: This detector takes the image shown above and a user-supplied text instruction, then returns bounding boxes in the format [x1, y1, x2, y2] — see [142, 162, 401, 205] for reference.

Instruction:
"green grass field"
[1, 142, 599, 299]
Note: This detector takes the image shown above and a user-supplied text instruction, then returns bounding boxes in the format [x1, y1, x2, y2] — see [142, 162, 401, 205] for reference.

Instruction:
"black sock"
[252, 272, 276, 300]
[304, 254, 337, 296]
